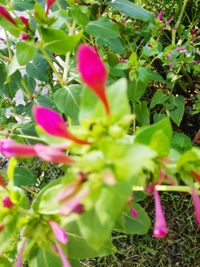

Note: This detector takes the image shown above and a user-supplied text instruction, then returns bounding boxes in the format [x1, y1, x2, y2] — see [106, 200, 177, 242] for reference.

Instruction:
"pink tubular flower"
[33, 106, 90, 145]
[191, 188, 200, 225]
[0, 5, 16, 25]
[153, 188, 168, 238]
[2, 196, 14, 208]
[130, 206, 138, 218]
[34, 144, 73, 165]
[45, 0, 56, 15]
[55, 243, 71, 267]
[15, 238, 27, 267]
[77, 44, 110, 114]
[158, 9, 164, 21]
[0, 139, 37, 158]
[49, 221, 68, 245]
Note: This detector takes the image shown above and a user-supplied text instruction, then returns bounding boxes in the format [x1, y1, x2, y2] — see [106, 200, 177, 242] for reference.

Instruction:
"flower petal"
[55, 242, 71, 267]
[49, 221, 68, 245]
[0, 139, 37, 158]
[77, 44, 110, 114]
[191, 188, 200, 225]
[45, 0, 56, 15]
[0, 5, 16, 25]
[33, 106, 90, 145]
[153, 188, 168, 238]
[15, 239, 27, 267]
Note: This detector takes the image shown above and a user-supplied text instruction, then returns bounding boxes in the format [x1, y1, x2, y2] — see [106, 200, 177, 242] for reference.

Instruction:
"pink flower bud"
[45, 0, 56, 15]
[34, 144, 73, 164]
[191, 188, 200, 225]
[77, 44, 110, 114]
[49, 221, 68, 244]
[158, 9, 164, 21]
[130, 207, 138, 218]
[0, 5, 16, 25]
[2, 196, 14, 208]
[19, 16, 29, 29]
[0, 139, 37, 158]
[20, 33, 29, 40]
[153, 189, 168, 238]
[33, 106, 90, 145]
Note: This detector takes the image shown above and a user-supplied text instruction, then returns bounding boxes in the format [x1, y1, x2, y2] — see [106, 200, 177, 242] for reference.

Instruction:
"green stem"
[4, 30, 12, 59]
[0, 132, 41, 141]
[21, 78, 33, 100]
[62, 52, 70, 85]
[21, 186, 36, 195]
[38, 43, 65, 87]
[0, 53, 9, 62]
[172, 0, 188, 45]
[132, 185, 200, 194]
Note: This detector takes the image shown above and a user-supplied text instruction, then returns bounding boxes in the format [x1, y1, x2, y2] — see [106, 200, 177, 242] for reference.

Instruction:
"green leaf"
[85, 17, 120, 39]
[0, 17, 20, 36]
[109, 0, 154, 22]
[7, 54, 21, 76]
[2, 71, 22, 98]
[128, 78, 148, 103]
[164, 96, 185, 126]
[0, 256, 12, 267]
[40, 27, 82, 55]
[14, 167, 37, 186]
[26, 54, 50, 82]
[115, 203, 151, 235]
[54, 85, 82, 124]
[66, 222, 115, 259]
[71, 5, 91, 27]
[29, 247, 62, 267]
[32, 179, 63, 214]
[13, 0, 35, 10]
[135, 117, 172, 145]
[134, 101, 150, 126]
[0, 219, 17, 253]
[16, 41, 37, 66]
[97, 37, 125, 53]
[79, 78, 130, 122]
[171, 133, 192, 153]
[150, 91, 170, 109]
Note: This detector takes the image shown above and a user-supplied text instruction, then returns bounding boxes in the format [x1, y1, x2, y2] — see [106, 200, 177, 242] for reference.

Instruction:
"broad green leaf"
[54, 85, 82, 124]
[32, 179, 62, 214]
[26, 54, 50, 82]
[14, 167, 37, 186]
[85, 17, 120, 39]
[128, 78, 148, 103]
[135, 117, 172, 145]
[138, 67, 164, 83]
[97, 37, 125, 53]
[0, 219, 17, 253]
[40, 27, 82, 55]
[0, 256, 12, 267]
[13, 0, 35, 10]
[134, 101, 150, 126]
[164, 96, 185, 126]
[109, 0, 154, 22]
[79, 78, 130, 122]
[2, 71, 22, 98]
[66, 222, 115, 259]
[71, 5, 91, 27]
[171, 133, 192, 153]
[7, 55, 21, 76]
[115, 203, 151, 235]
[150, 91, 170, 109]
[16, 41, 37, 66]
[29, 247, 62, 267]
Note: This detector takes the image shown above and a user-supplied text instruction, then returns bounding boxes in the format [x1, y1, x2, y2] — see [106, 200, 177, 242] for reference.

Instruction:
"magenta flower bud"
[0, 5, 16, 25]
[77, 44, 110, 114]
[45, 0, 56, 15]
[0, 139, 37, 158]
[191, 188, 200, 225]
[33, 106, 90, 145]
[153, 189, 168, 238]
[19, 16, 29, 29]
[3, 196, 14, 208]
[72, 203, 85, 214]
[20, 33, 29, 40]
[49, 221, 68, 245]
[158, 9, 164, 21]
[34, 144, 73, 165]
